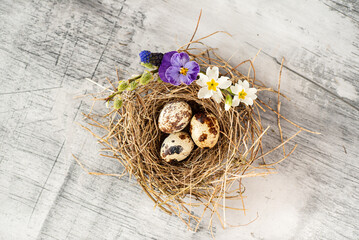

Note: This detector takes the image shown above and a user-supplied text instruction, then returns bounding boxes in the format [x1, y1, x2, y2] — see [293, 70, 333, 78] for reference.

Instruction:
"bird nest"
[76, 33, 317, 233]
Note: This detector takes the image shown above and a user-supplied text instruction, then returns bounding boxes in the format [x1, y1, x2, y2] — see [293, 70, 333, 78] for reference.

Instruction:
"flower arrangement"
[77, 20, 317, 232]
[106, 50, 258, 113]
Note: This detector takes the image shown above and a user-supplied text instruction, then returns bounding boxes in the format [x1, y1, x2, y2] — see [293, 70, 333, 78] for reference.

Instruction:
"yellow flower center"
[238, 89, 247, 99]
[207, 79, 219, 91]
[180, 67, 189, 75]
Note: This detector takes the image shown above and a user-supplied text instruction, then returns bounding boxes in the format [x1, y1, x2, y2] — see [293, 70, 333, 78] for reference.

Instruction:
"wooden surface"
[0, 0, 358, 239]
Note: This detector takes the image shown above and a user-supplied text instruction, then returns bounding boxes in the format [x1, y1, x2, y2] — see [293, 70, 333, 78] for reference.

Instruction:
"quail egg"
[160, 132, 194, 162]
[158, 101, 192, 134]
[190, 112, 220, 148]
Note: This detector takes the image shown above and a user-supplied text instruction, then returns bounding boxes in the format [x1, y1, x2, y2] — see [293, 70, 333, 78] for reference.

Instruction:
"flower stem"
[221, 88, 234, 96]
[105, 68, 158, 102]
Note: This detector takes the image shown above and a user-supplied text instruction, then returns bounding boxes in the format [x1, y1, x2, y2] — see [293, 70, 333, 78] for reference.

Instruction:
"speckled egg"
[190, 112, 220, 148]
[158, 101, 192, 134]
[160, 132, 194, 162]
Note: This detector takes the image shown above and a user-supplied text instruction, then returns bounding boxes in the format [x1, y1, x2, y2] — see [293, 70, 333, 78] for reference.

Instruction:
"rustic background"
[0, 0, 358, 239]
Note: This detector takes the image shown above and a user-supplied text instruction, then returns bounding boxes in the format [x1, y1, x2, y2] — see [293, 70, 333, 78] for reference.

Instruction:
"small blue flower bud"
[139, 50, 151, 63]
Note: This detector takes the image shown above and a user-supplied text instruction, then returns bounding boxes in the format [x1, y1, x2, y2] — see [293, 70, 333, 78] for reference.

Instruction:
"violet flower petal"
[165, 66, 181, 85]
[158, 51, 177, 83]
[179, 74, 192, 85]
[184, 61, 200, 82]
[170, 52, 190, 67]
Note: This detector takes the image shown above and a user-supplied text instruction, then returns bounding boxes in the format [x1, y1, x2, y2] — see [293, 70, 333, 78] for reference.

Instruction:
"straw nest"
[77, 34, 317, 232]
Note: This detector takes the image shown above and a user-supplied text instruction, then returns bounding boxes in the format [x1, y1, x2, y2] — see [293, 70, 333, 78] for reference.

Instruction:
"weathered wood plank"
[0, 0, 358, 239]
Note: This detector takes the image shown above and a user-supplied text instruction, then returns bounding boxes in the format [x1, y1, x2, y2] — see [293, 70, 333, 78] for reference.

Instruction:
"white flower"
[196, 67, 232, 103]
[230, 80, 257, 106]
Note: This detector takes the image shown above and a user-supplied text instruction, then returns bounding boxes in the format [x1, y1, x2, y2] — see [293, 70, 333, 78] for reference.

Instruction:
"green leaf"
[141, 62, 155, 69]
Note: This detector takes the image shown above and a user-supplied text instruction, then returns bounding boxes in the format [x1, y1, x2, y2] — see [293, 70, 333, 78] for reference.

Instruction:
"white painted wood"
[0, 0, 358, 239]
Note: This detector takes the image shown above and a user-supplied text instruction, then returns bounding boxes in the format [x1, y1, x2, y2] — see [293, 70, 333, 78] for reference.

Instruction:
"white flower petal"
[198, 87, 212, 98]
[247, 88, 257, 95]
[206, 66, 219, 80]
[212, 89, 223, 103]
[217, 76, 232, 89]
[236, 80, 243, 88]
[242, 80, 250, 90]
[247, 93, 257, 100]
[197, 73, 209, 87]
[230, 85, 236, 93]
[230, 84, 241, 94]
[232, 97, 240, 107]
[243, 97, 253, 106]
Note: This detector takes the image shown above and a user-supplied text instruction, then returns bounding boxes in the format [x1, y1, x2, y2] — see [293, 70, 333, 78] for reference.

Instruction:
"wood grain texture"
[0, 0, 358, 239]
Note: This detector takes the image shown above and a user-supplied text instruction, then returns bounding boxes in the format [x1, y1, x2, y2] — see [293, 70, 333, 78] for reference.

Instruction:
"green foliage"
[141, 62, 155, 69]
[140, 71, 154, 85]
[129, 80, 139, 91]
[114, 97, 123, 109]
[118, 80, 129, 91]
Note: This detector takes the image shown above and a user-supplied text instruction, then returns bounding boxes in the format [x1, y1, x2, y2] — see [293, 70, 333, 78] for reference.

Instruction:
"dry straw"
[75, 11, 318, 234]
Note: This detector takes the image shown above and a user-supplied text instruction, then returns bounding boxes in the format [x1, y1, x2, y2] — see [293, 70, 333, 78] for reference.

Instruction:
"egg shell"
[160, 132, 194, 162]
[158, 101, 192, 134]
[190, 112, 220, 148]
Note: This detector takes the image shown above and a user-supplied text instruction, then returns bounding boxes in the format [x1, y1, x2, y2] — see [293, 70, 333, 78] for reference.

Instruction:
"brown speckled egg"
[160, 132, 194, 162]
[158, 101, 192, 134]
[190, 112, 220, 148]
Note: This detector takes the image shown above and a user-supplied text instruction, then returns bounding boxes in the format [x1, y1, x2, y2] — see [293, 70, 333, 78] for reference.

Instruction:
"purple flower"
[158, 52, 200, 86]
